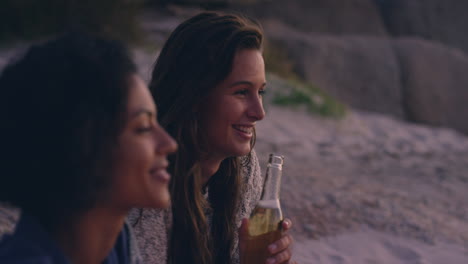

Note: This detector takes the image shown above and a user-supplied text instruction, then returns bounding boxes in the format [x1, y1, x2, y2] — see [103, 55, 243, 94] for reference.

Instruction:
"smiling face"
[199, 49, 266, 160]
[107, 74, 177, 210]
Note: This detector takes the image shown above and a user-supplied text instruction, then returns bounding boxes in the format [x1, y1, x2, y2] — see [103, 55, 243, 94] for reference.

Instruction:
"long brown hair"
[149, 12, 263, 264]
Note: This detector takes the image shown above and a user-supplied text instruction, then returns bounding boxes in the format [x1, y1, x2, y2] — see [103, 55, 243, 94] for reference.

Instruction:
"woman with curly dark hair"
[0, 33, 177, 263]
[129, 12, 295, 264]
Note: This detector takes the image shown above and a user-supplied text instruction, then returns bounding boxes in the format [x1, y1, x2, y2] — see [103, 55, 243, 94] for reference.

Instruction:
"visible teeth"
[234, 125, 252, 134]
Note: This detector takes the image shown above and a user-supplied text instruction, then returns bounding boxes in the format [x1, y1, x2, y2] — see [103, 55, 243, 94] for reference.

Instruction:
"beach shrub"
[268, 74, 346, 118]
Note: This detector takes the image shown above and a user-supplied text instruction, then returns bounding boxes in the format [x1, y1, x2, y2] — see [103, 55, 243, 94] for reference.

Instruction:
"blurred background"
[1, 0, 468, 135]
[1, 1, 468, 263]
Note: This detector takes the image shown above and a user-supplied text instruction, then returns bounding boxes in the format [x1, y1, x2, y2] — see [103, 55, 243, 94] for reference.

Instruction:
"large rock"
[266, 23, 404, 118]
[377, 0, 468, 55]
[236, 0, 388, 36]
[268, 23, 468, 134]
[394, 37, 468, 134]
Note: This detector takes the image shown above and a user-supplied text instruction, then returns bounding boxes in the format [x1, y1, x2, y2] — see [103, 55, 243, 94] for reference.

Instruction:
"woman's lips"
[150, 168, 170, 183]
[233, 125, 253, 139]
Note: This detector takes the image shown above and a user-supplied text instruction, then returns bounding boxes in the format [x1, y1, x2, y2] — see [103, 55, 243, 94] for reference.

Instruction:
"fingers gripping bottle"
[242, 154, 284, 264]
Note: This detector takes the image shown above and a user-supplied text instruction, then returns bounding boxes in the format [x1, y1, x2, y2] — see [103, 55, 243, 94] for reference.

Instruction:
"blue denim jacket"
[0, 212, 131, 264]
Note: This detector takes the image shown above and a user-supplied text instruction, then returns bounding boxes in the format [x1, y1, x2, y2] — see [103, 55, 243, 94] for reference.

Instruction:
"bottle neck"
[260, 162, 282, 202]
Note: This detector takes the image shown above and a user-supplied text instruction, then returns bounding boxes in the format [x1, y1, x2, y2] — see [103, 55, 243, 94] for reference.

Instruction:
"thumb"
[238, 218, 249, 256]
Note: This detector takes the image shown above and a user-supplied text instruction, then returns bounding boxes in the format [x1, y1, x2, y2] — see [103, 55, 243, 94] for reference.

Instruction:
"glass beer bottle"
[242, 154, 284, 264]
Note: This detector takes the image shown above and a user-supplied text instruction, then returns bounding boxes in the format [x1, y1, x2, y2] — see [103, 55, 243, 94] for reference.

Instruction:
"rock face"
[237, 0, 388, 35]
[265, 21, 468, 134]
[266, 24, 404, 118]
[294, 35, 403, 118]
[394, 37, 468, 134]
[376, 0, 468, 54]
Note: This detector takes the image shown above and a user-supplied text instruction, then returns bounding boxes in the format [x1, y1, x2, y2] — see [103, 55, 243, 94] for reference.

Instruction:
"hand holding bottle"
[239, 154, 296, 264]
[239, 217, 295, 264]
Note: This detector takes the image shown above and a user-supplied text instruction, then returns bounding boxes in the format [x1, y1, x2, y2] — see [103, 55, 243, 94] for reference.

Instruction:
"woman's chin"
[234, 147, 252, 157]
[148, 190, 171, 209]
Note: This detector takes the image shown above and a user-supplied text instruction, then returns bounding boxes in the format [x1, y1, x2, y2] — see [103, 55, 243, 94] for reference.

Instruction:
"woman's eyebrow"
[228, 81, 267, 88]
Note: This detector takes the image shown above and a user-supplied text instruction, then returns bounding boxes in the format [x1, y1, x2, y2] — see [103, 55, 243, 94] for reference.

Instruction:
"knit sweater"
[127, 150, 264, 264]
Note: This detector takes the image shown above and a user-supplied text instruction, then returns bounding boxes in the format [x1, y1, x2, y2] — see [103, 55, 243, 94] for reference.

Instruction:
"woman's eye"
[234, 89, 248, 96]
[259, 89, 266, 96]
[136, 126, 153, 133]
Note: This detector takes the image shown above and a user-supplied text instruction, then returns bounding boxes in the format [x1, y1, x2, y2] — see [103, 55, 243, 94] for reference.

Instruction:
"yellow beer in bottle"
[242, 154, 284, 264]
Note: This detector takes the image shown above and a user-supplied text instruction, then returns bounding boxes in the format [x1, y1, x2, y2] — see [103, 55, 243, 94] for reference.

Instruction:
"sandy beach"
[255, 103, 468, 263]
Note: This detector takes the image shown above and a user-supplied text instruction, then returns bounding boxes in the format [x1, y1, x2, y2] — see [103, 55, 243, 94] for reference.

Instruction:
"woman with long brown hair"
[129, 12, 294, 264]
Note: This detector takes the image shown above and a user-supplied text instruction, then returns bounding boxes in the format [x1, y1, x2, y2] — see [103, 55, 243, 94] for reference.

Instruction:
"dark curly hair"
[0, 33, 137, 231]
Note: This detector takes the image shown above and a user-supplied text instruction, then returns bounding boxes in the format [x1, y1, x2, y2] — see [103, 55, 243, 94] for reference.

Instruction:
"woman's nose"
[247, 96, 266, 121]
[155, 126, 178, 155]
